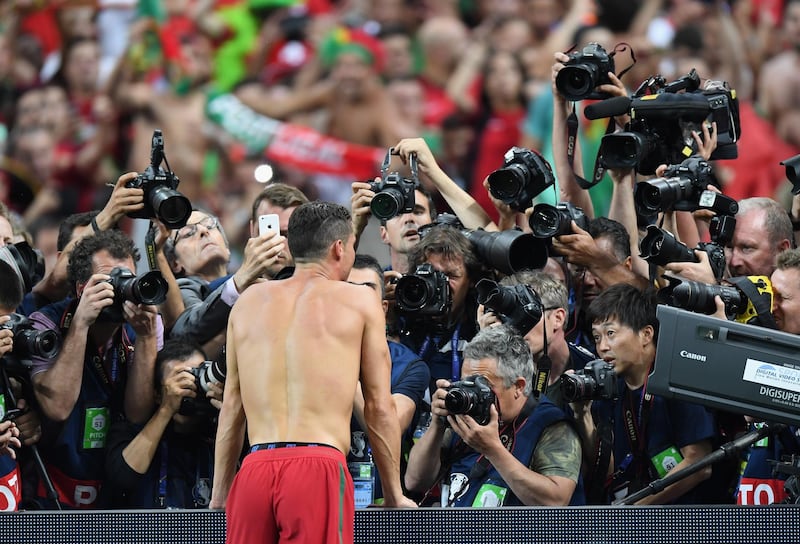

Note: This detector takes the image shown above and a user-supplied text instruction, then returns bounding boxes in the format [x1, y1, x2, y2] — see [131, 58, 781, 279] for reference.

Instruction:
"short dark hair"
[352, 253, 385, 298]
[287, 201, 353, 262]
[587, 217, 631, 262]
[67, 230, 139, 295]
[250, 183, 310, 224]
[155, 338, 206, 388]
[586, 283, 658, 337]
[57, 211, 99, 252]
[407, 225, 482, 280]
[0, 260, 23, 311]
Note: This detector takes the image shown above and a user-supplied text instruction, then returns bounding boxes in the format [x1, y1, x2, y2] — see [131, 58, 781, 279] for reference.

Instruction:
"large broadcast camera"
[445, 374, 496, 426]
[529, 202, 588, 239]
[657, 275, 774, 326]
[649, 305, 800, 427]
[588, 69, 740, 175]
[418, 214, 548, 275]
[555, 42, 615, 101]
[394, 263, 451, 319]
[126, 130, 192, 229]
[0, 313, 60, 360]
[475, 279, 542, 336]
[486, 147, 555, 211]
[633, 156, 738, 216]
[101, 267, 169, 322]
[369, 148, 418, 221]
[561, 359, 618, 402]
[639, 214, 736, 282]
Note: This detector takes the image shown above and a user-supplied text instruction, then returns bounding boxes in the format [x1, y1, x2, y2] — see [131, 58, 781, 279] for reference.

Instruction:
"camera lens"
[370, 190, 403, 221]
[634, 181, 669, 215]
[15, 329, 60, 359]
[529, 204, 564, 238]
[121, 270, 168, 305]
[556, 65, 595, 101]
[395, 275, 430, 311]
[599, 133, 648, 170]
[487, 164, 528, 204]
[150, 186, 192, 229]
[444, 388, 475, 414]
[639, 225, 696, 265]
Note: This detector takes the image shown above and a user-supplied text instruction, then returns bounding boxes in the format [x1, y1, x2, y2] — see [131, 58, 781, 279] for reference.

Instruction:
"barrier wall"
[1, 506, 799, 543]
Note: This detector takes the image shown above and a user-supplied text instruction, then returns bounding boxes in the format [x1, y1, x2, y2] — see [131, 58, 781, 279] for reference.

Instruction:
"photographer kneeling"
[405, 325, 584, 507]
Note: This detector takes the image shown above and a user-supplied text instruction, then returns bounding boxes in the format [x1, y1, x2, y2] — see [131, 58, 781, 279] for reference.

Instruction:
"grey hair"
[463, 325, 535, 396]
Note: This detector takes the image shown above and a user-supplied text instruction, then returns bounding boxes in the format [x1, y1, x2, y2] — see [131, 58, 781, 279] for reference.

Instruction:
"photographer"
[405, 325, 584, 506]
[26, 230, 163, 508]
[105, 339, 222, 508]
[572, 284, 717, 505]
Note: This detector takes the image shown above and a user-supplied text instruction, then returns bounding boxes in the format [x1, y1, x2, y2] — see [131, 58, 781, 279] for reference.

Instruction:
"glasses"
[173, 216, 220, 244]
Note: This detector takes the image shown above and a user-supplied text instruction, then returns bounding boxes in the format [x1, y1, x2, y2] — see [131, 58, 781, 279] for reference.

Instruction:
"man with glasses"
[165, 210, 284, 350]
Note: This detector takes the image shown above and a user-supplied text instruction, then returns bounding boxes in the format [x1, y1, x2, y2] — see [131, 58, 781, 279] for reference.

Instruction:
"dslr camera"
[0, 313, 61, 360]
[369, 148, 418, 221]
[445, 374, 496, 426]
[634, 156, 737, 215]
[394, 263, 451, 318]
[555, 42, 615, 101]
[180, 355, 227, 417]
[126, 130, 192, 229]
[561, 359, 618, 402]
[476, 279, 542, 336]
[102, 267, 169, 322]
[487, 147, 555, 211]
[529, 202, 588, 239]
[597, 70, 740, 175]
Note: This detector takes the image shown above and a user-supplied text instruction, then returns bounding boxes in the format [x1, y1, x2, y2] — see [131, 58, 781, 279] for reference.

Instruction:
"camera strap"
[144, 221, 159, 272]
[533, 323, 550, 398]
[728, 276, 778, 329]
[566, 108, 615, 189]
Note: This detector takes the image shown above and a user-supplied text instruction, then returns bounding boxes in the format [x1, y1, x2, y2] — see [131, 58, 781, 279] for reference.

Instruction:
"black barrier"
[1, 507, 800, 543]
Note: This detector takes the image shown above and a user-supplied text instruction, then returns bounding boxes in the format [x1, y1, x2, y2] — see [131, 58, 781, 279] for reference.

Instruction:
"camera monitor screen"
[650, 305, 800, 426]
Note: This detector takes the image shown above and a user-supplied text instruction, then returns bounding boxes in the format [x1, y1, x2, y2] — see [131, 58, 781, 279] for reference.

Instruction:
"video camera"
[419, 214, 548, 275]
[650, 305, 800, 427]
[101, 267, 169, 323]
[486, 147, 555, 211]
[0, 313, 60, 360]
[555, 42, 615, 102]
[369, 148, 418, 221]
[126, 130, 192, 229]
[589, 69, 740, 175]
[529, 202, 588, 239]
[394, 263, 451, 319]
[445, 374, 496, 426]
[561, 359, 618, 402]
[639, 213, 736, 282]
[475, 279, 542, 336]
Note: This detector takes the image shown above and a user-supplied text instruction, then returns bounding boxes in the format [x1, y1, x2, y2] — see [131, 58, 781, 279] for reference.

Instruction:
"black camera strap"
[144, 221, 159, 272]
[728, 276, 778, 329]
[533, 322, 550, 398]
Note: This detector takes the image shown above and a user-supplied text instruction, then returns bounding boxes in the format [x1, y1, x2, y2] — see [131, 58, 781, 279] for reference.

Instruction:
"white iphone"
[258, 214, 280, 236]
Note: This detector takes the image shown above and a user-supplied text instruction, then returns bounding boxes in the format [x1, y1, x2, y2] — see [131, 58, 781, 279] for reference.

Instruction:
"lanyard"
[622, 373, 652, 459]
[418, 323, 462, 381]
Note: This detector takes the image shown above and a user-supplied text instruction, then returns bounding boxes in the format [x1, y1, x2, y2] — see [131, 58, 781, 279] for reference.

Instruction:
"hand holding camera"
[350, 180, 377, 237]
[93, 172, 146, 232]
[162, 364, 199, 416]
[122, 300, 158, 338]
[233, 232, 286, 291]
[75, 274, 117, 328]
[0, 419, 20, 459]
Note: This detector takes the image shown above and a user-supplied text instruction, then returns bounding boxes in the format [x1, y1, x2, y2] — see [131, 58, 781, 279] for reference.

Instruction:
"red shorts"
[226, 444, 354, 544]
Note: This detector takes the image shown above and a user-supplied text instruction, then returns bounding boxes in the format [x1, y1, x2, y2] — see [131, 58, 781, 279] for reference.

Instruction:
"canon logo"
[680, 350, 707, 362]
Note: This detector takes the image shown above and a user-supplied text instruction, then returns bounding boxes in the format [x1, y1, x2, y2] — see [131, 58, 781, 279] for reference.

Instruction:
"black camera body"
[657, 275, 746, 318]
[394, 263, 451, 318]
[639, 224, 729, 282]
[634, 156, 718, 214]
[180, 357, 227, 417]
[126, 130, 192, 229]
[555, 42, 615, 101]
[0, 313, 60, 360]
[561, 359, 618, 402]
[102, 267, 169, 322]
[598, 70, 740, 175]
[445, 374, 496, 426]
[487, 147, 554, 211]
[369, 148, 418, 221]
[475, 279, 542, 336]
[529, 202, 588, 239]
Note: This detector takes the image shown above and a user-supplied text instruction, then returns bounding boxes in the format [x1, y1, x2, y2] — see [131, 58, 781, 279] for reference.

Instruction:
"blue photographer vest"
[34, 299, 135, 509]
[448, 395, 585, 507]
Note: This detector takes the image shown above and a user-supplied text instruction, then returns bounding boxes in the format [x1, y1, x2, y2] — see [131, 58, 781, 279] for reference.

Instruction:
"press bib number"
[83, 407, 109, 449]
[471, 483, 507, 507]
[651, 445, 683, 478]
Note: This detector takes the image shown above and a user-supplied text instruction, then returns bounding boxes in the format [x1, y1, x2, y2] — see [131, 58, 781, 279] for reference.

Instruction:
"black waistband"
[250, 442, 338, 453]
